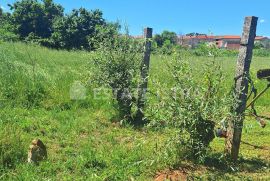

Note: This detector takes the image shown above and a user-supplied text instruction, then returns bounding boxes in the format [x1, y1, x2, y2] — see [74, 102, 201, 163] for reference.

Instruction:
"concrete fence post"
[136, 27, 153, 124]
[225, 16, 258, 161]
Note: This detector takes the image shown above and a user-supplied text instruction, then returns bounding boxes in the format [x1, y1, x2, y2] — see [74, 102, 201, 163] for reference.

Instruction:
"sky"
[1, 0, 270, 36]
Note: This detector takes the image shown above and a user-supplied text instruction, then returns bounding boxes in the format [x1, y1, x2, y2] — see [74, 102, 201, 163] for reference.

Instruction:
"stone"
[27, 139, 47, 164]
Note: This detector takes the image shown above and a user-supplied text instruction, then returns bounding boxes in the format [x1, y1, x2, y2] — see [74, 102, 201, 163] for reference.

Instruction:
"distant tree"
[42, 0, 64, 35]
[153, 30, 178, 48]
[161, 31, 177, 45]
[186, 32, 195, 36]
[8, 0, 63, 39]
[186, 32, 206, 36]
[51, 8, 106, 50]
[153, 34, 163, 47]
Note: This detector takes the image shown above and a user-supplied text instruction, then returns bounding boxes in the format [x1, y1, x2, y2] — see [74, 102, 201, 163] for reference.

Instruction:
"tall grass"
[0, 42, 107, 110]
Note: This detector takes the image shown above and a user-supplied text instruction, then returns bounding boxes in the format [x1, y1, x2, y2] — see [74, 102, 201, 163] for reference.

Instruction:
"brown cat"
[27, 139, 47, 164]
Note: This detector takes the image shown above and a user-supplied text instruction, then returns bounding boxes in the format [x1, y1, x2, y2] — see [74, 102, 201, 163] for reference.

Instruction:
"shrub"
[0, 28, 19, 42]
[253, 49, 270, 57]
[89, 23, 120, 50]
[0, 12, 19, 42]
[92, 29, 144, 123]
[147, 53, 231, 162]
[160, 40, 174, 55]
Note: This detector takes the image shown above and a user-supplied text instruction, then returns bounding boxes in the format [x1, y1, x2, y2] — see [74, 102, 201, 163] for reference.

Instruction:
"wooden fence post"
[225, 16, 258, 161]
[136, 27, 153, 124]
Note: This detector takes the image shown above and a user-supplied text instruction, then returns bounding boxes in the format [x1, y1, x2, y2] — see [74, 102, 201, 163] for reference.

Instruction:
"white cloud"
[260, 19, 266, 23]
[1, 6, 6, 10]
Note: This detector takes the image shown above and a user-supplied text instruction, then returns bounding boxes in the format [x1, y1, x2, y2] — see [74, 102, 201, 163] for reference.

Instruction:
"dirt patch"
[154, 169, 188, 181]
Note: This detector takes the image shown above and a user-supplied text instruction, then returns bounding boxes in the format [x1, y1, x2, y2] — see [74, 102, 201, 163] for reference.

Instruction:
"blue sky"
[1, 0, 270, 36]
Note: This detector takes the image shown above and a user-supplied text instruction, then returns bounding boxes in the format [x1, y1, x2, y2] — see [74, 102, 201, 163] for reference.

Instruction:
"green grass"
[0, 42, 269, 180]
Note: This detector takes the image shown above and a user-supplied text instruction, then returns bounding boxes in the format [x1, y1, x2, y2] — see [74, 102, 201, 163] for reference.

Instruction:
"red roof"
[219, 35, 268, 40]
[217, 35, 240, 39]
[181, 35, 215, 40]
[196, 35, 215, 39]
[255, 36, 267, 40]
[181, 35, 268, 40]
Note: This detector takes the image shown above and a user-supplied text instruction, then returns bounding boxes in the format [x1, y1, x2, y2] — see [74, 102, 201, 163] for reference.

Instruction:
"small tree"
[153, 30, 178, 48]
[161, 31, 178, 45]
[92, 29, 144, 122]
[147, 53, 231, 162]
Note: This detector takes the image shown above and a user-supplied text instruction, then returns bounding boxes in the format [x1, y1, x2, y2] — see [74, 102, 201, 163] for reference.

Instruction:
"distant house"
[179, 35, 215, 48]
[255, 36, 269, 43]
[132, 35, 144, 39]
[178, 35, 269, 50]
[215, 36, 241, 50]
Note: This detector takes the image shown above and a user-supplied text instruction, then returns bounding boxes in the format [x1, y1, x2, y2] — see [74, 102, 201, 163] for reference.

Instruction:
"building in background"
[178, 35, 269, 49]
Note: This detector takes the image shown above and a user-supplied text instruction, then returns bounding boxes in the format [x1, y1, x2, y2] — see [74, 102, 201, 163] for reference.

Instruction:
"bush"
[92, 30, 144, 123]
[160, 40, 174, 55]
[89, 23, 119, 50]
[253, 49, 270, 57]
[147, 53, 232, 162]
[0, 28, 19, 42]
[0, 12, 19, 42]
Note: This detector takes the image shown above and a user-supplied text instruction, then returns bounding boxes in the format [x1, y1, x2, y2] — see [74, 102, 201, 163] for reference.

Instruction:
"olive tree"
[92, 29, 144, 123]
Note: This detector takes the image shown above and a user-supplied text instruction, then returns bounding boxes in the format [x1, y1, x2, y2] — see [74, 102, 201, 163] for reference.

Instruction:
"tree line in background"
[0, 0, 181, 51]
[0, 0, 119, 50]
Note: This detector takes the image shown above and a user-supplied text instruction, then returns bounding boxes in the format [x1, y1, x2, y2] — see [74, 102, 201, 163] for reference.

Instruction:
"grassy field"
[0, 42, 269, 180]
